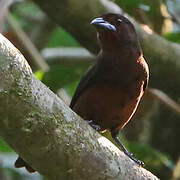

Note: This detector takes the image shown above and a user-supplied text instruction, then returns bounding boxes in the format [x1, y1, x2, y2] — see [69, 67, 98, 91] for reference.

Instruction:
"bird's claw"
[85, 120, 101, 131]
[125, 151, 144, 166]
[133, 158, 144, 166]
[91, 124, 101, 131]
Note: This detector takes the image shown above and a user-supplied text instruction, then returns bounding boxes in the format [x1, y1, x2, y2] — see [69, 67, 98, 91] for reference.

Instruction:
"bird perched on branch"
[70, 13, 149, 165]
[15, 13, 149, 172]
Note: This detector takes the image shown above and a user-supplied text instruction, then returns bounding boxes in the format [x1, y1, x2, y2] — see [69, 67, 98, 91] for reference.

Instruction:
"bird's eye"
[117, 19, 122, 23]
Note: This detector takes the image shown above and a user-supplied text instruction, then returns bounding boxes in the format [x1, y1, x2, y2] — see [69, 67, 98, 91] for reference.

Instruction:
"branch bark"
[0, 34, 159, 179]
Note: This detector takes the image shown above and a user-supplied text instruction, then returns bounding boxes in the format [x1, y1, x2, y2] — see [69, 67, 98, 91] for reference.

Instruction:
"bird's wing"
[70, 64, 100, 108]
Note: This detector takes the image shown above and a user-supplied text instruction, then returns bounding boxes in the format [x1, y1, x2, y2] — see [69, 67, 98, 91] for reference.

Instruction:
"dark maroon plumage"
[70, 13, 149, 165]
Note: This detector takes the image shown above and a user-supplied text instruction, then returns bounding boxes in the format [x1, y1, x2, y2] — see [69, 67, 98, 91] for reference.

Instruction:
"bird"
[70, 13, 149, 165]
[14, 13, 149, 172]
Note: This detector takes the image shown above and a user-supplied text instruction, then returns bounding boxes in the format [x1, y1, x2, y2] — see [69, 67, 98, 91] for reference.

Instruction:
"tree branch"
[31, 0, 180, 62]
[42, 47, 95, 65]
[6, 12, 49, 72]
[0, 34, 159, 179]
[147, 88, 180, 116]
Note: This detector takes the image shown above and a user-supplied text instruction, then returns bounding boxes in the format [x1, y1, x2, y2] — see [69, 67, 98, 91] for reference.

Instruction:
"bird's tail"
[14, 156, 36, 173]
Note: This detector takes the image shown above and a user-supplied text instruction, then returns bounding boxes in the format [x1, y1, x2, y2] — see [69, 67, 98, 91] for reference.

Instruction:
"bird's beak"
[90, 17, 116, 31]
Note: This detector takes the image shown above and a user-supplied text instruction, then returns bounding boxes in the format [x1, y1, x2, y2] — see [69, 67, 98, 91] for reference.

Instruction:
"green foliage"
[42, 64, 89, 93]
[34, 70, 45, 81]
[64, 80, 81, 97]
[115, 0, 149, 11]
[11, 1, 42, 31]
[116, 0, 141, 8]
[164, 33, 180, 44]
[47, 27, 80, 48]
[14, 1, 42, 17]
[128, 142, 173, 179]
[39, 19, 85, 96]
[0, 139, 14, 153]
[128, 142, 173, 168]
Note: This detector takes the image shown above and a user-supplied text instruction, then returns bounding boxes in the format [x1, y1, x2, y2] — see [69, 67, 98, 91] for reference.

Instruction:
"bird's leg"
[85, 120, 101, 131]
[111, 131, 144, 166]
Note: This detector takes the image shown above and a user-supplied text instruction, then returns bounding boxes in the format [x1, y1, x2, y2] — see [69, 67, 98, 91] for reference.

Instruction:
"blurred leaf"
[128, 142, 174, 169]
[47, 27, 80, 47]
[116, 0, 140, 8]
[115, 0, 149, 10]
[14, 1, 42, 17]
[127, 142, 173, 179]
[0, 140, 14, 153]
[34, 70, 44, 81]
[64, 80, 81, 97]
[42, 64, 89, 93]
[164, 33, 180, 44]
[11, 1, 42, 31]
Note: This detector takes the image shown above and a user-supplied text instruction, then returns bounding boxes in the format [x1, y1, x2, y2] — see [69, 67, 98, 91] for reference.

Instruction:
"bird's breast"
[72, 80, 144, 131]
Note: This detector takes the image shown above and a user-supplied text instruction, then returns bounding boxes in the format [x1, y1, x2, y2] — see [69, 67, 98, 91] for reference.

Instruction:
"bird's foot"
[111, 135, 144, 166]
[85, 120, 101, 131]
[124, 150, 144, 166]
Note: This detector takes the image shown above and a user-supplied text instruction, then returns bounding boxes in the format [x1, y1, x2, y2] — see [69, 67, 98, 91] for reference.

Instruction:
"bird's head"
[91, 14, 140, 53]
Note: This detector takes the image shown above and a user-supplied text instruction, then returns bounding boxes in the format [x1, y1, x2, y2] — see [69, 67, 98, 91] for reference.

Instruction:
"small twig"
[6, 12, 49, 72]
[147, 88, 180, 116]
[165, 1, 180, 26]
[57, 88, 71, 106]
[0, 0, 12, 32]
[42, 47, 95, 65]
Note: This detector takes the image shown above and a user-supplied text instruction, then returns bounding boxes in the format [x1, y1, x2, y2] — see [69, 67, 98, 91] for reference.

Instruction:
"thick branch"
[0, 34, 159, 179]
